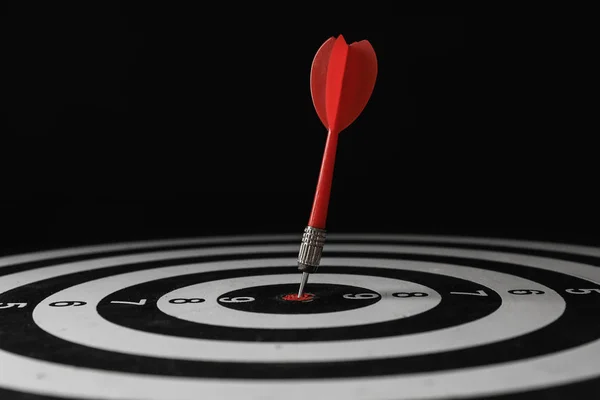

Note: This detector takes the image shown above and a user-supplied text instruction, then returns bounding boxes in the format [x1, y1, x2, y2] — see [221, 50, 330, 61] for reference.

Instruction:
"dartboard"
[1, 234, 599, 399]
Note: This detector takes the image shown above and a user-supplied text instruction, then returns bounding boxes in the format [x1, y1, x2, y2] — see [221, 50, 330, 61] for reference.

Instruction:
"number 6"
[219, 296, 255, 303]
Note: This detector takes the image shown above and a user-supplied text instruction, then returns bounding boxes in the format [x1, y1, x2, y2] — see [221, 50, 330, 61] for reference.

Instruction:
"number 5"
[566, 288, 600, 295]
[0, 302, 27, 309]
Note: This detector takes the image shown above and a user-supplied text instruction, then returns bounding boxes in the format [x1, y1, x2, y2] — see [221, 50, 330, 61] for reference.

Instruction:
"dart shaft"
[297, 226, 327, 273]
[308, 130, 339, 229]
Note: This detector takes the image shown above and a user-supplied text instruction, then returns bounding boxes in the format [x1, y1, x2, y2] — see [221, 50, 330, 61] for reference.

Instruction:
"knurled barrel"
[297, 226, 327, 273]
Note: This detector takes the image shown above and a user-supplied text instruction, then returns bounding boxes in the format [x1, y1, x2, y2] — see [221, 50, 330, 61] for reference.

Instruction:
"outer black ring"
[98, 265, 500, 342]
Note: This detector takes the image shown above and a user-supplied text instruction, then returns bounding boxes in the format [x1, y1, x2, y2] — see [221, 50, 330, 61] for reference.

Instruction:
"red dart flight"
[296, 34, 378, 297]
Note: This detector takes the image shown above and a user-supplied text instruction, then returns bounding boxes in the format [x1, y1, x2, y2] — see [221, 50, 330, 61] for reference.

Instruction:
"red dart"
[296, 34, 378, 297]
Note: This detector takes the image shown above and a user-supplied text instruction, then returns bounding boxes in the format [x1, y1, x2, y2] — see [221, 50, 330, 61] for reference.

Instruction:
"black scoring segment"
[217, 283, 381, 314]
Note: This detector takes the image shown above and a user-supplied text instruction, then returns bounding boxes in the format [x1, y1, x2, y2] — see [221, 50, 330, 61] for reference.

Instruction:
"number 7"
[110, 299, 147, 305]
[450, 290, 487, 296]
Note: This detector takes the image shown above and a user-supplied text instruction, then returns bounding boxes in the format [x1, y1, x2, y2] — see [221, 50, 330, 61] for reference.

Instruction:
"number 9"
[219, 296, 255, 303]
[343, 293, 380, 300]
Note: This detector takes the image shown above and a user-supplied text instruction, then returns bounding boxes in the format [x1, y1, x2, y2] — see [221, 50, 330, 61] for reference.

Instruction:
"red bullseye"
[282, 293, 315, 302]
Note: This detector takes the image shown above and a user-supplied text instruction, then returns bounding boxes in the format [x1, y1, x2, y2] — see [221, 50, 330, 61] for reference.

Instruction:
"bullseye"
[282, 293, 314, 302]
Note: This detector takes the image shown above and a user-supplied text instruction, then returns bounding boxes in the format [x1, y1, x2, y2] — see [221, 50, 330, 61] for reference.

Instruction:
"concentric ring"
[100, 261, 498, 340]
[157, 273, 440, 328]
[0, 235, 599, 400]
[35, 257, 521, 359]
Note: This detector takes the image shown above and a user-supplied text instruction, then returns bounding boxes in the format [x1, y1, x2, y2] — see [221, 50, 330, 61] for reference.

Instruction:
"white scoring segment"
[32, 257, 560, 362]
[0, 237, 599, 400]
[157, 274, 440, 329]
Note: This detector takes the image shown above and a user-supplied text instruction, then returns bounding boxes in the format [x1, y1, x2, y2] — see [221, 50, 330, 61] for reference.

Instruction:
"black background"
[3, 6, 597, 254]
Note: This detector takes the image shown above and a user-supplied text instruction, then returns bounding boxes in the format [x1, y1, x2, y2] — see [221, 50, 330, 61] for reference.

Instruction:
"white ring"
[0, 236, 598, 400]
[158, 273, 440, 329]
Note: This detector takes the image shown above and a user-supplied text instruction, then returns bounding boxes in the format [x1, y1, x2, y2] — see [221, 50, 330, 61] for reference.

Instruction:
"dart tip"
[298, 272, 309, 297]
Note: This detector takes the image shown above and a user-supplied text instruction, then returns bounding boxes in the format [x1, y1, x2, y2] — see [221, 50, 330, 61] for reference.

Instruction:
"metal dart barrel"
[297, 226, 326, 297]
[297, 226, 327, 273]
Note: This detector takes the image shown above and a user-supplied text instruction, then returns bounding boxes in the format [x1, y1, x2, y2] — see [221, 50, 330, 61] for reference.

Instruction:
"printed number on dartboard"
[169, 298, 205, 304]
[0, 302, 27, 309]
[392, 292, 429, 298]
[219, 296, 255, 303]
[508, 289, 545, 295]
[49, 301, 87, 307]
[566, 288, 600, 294]
[343, 293, 380, 299]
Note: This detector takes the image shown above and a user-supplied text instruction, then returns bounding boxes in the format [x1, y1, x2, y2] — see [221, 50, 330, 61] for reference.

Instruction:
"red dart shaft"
[308, 129, 339, 229]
